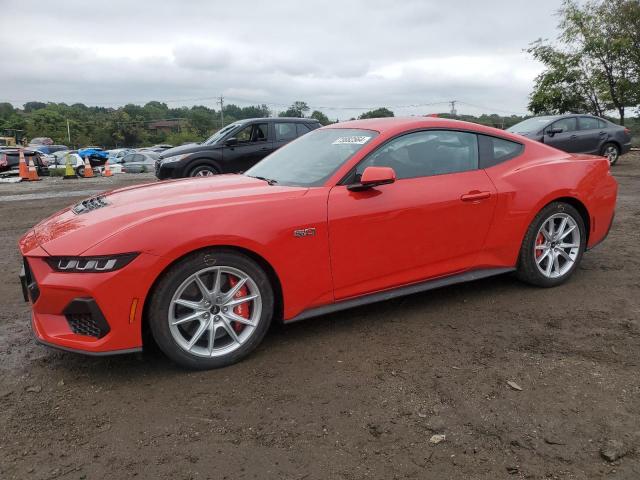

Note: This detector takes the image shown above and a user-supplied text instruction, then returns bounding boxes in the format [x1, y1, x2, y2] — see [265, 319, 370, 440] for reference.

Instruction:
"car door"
[222, 122, 271, 172]
[273, 122, 298, 151]
[328, 130, 497, 300]
[543, 117, 580, 152]
[575, 116, 605, 154]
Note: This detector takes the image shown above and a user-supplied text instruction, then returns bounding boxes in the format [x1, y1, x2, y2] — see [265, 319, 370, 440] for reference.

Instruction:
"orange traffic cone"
[83, 157, 94, 178]
[27, 158, 41, 181]
[102, 159, 113, 177]
[18, 149, 29, 180]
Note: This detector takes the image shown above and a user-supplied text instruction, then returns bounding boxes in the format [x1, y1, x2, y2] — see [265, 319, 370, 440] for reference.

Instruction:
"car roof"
[325, 117, 526, 140]
[237, 117, 319, 124]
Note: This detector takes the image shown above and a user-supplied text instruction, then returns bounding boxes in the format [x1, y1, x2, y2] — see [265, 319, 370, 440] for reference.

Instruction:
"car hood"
[21, 175, 308, 256]
[159, 143, 218, 158]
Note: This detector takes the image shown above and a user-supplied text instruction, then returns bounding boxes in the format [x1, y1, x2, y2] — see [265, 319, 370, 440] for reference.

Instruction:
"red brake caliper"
[228, 276, 248, 333]
[535, 232, 544, 258]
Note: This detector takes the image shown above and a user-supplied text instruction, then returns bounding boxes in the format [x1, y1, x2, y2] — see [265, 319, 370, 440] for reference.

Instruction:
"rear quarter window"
[478, 135, 523, 169]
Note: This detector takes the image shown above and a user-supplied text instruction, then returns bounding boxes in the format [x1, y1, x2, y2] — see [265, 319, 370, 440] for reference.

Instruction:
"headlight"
[45, 253, 139, 273]
[161, 154, 188, 164]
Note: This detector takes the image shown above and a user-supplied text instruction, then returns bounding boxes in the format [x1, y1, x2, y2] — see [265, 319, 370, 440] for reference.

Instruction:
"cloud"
[0, 0, 561, 117]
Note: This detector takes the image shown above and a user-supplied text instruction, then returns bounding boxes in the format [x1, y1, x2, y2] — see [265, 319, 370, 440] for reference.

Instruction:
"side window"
[356, 130, 478, 180]
[597, 119, 608, 129]
[235, 125, 253, 143]
[550, 117, 577, 133]
[275, 123, 297, 142]
[578, 117, 600, 130]
[478, 135, 523, 168]
[296, 123, 311, 137]
[253, 123, 268, 141]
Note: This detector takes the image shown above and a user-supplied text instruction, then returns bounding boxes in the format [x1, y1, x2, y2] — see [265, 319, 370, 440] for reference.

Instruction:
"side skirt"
[287, 267, 515, 323]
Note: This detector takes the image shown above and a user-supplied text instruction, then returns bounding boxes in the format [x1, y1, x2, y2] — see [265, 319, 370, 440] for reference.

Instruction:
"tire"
[147, 249, 274, 369]
[189, 164, 219, 177]
[76, 165, 85, 176]
[516, 202, 586, 287]
[601, 142, 620, 166]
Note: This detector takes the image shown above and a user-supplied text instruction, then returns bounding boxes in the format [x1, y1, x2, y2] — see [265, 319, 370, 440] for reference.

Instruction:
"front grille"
[67, 313, 103, 337]
[63, 298, 110, 338]
[72, 196, 109, 215]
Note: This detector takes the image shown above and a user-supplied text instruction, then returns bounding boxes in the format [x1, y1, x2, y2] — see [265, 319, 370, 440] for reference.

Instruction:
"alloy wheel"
[194, 169, 215, 177]
[533, 213, 581, 279]
[604, 145, 619, 165]
[168, 266, 262, 358]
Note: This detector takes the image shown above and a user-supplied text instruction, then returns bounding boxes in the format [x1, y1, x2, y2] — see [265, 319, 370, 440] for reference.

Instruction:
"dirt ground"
[1, 155, 639, 480]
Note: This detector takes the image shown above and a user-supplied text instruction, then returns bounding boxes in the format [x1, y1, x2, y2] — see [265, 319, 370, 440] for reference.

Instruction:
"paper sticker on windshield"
[333, 136, 371, 145]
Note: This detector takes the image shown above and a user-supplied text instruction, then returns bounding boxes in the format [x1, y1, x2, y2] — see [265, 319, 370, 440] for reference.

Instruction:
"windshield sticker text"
[332, 136, 371, 145]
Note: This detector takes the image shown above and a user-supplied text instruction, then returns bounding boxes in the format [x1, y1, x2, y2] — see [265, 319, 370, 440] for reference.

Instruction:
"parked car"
[507, 114, 632, 165]
[0, 148, 49, 176]
[155, 117, 321, 179]
[19, 117, 617, 369]
[121, 151, 158, 173]
[150, 144, 173, 152]
[30, 144, 69, 155]
[107, 148, 135, 164]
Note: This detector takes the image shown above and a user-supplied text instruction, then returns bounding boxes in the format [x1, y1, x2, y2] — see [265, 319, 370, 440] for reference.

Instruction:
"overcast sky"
[0, 0, 564, 119]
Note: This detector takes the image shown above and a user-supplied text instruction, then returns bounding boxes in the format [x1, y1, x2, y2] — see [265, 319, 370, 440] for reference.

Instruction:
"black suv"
[155, 117, 321, 179]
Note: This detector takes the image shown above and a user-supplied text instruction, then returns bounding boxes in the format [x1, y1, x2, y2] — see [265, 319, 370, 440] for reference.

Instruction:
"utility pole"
[449, 100, 457, 117]
[218, 95, 224, 127]
[66, 119, 71, 144]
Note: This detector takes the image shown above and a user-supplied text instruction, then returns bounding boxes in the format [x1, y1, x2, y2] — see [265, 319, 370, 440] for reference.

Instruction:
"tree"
[358, 108, 394, 119]
[527, 41, 610, 116]
[279, 101, 310, 118]
[528, 0, 640, 124]
[310, 110, 331, 125]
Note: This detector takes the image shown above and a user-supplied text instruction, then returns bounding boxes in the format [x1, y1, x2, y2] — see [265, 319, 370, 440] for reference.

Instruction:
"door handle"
[460, 191, 491, 202]
[569, 134, 577, 139]
[599, 131, 607, 136]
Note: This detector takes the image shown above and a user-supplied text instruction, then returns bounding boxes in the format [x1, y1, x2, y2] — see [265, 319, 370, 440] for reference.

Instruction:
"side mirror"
[225, 137, 238, 147]
[546, 127, 563, 137]
[347, 166, 396, 191]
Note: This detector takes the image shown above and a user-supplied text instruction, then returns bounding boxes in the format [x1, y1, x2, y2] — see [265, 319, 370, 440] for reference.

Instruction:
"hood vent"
[72, 195, 109, 215]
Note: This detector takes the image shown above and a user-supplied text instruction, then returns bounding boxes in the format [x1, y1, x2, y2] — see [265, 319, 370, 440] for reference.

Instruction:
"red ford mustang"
[19, 117, 617, 369]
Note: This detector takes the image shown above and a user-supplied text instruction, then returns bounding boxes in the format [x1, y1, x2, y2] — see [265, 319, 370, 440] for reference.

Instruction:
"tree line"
[0, 100, 531, 149]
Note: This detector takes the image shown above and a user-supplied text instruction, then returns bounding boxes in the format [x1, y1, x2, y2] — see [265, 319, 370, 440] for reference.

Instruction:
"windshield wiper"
[249, 175, 278, 185]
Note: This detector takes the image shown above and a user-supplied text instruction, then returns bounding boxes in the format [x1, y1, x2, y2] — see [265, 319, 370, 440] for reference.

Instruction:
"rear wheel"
[76, 165, 85, 176]
[147, 249, 274, 369]
[516, 202, 586, 287]
[601, 142, 620, 166]
[189, 164, 219, 177]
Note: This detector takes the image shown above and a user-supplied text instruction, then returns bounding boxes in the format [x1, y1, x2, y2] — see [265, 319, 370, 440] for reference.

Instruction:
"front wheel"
[189, 164, 219, 177]
[516, 202, 586, 287]
[602, 142, 620, 166]
[147, 249, 274, 369]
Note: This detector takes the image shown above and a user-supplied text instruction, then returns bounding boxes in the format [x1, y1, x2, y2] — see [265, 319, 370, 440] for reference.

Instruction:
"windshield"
[245, 128, 378, 187]
[507, 116, 557, 133]
[202, 123, 240, 145]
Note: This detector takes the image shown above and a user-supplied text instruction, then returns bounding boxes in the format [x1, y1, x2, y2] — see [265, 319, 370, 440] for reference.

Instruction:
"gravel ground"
[0, 157, 639, 479]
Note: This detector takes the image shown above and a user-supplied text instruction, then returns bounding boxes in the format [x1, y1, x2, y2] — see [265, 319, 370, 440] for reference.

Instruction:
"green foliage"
[310, 110, 331, 125]
[6, 101, 287, 148]
[358, 108, 394, 119]
[528, 0, 640, 124]
[279, 101, 309, 118]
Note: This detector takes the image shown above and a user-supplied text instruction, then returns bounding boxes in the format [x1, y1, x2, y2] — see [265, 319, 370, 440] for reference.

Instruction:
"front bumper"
[20, 253, 159, 355]
[155, 160, 183, 180]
